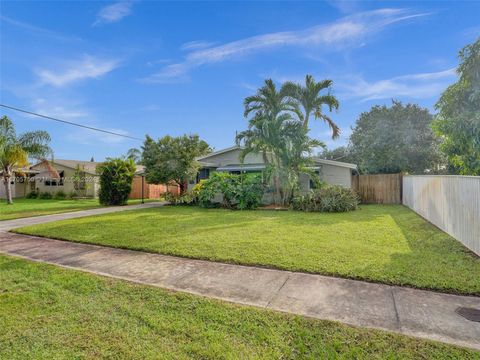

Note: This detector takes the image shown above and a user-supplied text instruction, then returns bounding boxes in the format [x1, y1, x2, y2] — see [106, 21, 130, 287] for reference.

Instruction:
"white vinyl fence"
[403, 175, 480, 256]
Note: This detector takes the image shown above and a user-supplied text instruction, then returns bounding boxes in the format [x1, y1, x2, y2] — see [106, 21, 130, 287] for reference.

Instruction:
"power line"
[0, 104, 143, 141]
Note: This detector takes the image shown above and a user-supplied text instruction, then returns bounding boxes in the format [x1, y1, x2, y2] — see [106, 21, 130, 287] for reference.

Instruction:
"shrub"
[164, 191, 196, 205]
[54, 190, 66, 200]
[236, 174, 264, 210]
[38, 191, 53, 199]
[67, 190, 78, 200]
[197, 172, 264, 210]
[291, 185, 359, 213]
[97, 158, 136, 206]
[26, 190, 39, 199]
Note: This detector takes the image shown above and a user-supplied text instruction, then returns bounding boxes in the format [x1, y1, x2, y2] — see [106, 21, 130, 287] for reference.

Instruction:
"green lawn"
[1, 255, 477, 359]
[0, 198, 157, 221]
[16, 205, 480, 295]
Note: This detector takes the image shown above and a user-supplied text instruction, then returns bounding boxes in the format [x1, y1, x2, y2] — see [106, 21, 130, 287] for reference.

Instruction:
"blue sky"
[1, 1, 479, 161]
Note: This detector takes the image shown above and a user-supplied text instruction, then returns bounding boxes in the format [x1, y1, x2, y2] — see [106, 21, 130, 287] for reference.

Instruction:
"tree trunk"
[178, 181, 186, 195]
[3, 175, 13, 205]
[303, 113, 310, 129]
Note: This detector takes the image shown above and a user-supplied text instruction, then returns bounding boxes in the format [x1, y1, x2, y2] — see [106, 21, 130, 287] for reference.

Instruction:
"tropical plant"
[126, 148, 142, 164]
[237, 79, 325, 205]
[96, 158, 136, 206]
[291, 185, 359, 213]
[282, 74, 340, 137]
[433, 37, 480, 175]
[142, 134, 210, 194]
[196, 172, 264, 210]
[0, 116, 52, 204]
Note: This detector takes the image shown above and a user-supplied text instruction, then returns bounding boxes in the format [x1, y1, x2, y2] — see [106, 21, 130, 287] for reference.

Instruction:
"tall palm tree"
[282, 74, 340, 138]
[126, 148, 142, 164]
[0, 116, 52, 204]
[237, 79, 324, 204]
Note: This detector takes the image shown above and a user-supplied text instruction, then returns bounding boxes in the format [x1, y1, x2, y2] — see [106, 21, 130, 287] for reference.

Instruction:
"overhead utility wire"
[0, 104, 143, 141]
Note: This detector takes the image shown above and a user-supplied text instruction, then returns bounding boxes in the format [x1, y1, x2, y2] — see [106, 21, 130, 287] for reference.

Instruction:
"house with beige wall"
[188, 146, 358, 202]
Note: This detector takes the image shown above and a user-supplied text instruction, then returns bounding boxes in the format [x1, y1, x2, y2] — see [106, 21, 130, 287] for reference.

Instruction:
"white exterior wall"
[319, 164, 352, 188]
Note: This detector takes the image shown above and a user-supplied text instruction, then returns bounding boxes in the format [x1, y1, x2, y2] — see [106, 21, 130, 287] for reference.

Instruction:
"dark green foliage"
[38, 191, 53, 199]
[97, 158, 136, 206]
[25, 190, 39, 199]
[433, 37, 480, 175]
[142, 134, 210, 193]
[349, 101, 443, 174]
[319, 146, 357, 164]
[291, 186, 359, 212]
[53, 190, 66, 200]
[197, 172, 264, 210]
[67, 190, 77, 200]
[164, 191, 196, 205]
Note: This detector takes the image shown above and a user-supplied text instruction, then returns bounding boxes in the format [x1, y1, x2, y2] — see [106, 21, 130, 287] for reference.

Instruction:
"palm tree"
[282, 74, 340, 138]
[126, 148, 142, 164]
[0, 116, 52, 204]
[237, 79, 324, 204]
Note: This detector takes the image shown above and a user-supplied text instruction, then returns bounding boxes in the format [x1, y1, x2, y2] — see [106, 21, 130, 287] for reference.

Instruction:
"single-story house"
[1, 159, 177, 200]
[188, 146, 358, 202]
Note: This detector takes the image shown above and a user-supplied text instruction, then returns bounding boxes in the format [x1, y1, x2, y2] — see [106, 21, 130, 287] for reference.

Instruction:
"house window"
[310, 170, 321, 189]
[58, 171, 64, 186]
[196, 168, 210, 183]
[45, 179, 57, 186]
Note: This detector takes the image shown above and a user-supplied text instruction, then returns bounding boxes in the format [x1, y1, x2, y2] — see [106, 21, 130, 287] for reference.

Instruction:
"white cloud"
[0, 15, 81, 42]
[180, 40, 216, 51]
[37, 55, 120, 87]
[339, 68, 457, 101]
[93, 1, 133, 26]
[142, 8, 431, 83]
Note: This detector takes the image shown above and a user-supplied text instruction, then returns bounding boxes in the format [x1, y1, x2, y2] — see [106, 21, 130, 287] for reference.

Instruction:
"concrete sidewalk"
[0, 231, 479, 351]
[0, 201, 166, 232]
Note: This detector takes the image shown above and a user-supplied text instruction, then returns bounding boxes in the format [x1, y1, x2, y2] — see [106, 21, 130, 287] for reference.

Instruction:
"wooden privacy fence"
[129, 177, 180, 199]
[352, 173, 402, 204]
[403, 175, 480, 256]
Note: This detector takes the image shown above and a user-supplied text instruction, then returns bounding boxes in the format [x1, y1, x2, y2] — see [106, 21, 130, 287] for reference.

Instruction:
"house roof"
[196, 145, 358, 170]
[312, 157, 358, 170]
[216, 163, 266, 171]
[196, 145, 242, 161]
[31, 159, 144, 176]
[49, 159, 100, 174]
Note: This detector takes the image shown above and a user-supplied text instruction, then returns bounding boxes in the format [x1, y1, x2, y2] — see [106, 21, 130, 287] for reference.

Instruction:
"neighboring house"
[0, 159, 177, 199]
[188, 146, 358, 202]
[0, 167, 40, 199]
[30, 159, 102, 198]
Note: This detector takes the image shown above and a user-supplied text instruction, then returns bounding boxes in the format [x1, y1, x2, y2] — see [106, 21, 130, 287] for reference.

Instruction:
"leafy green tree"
[142, 134, 210, 193]
[125, 148, 142, 164]
[0, 116, 52, 204]
[318, 146, 357, 164]
[97, 158, 136, 206]
[282, 74, 340, 137]
[349, 101, 443, 174]
[433, 37, 480, 175]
